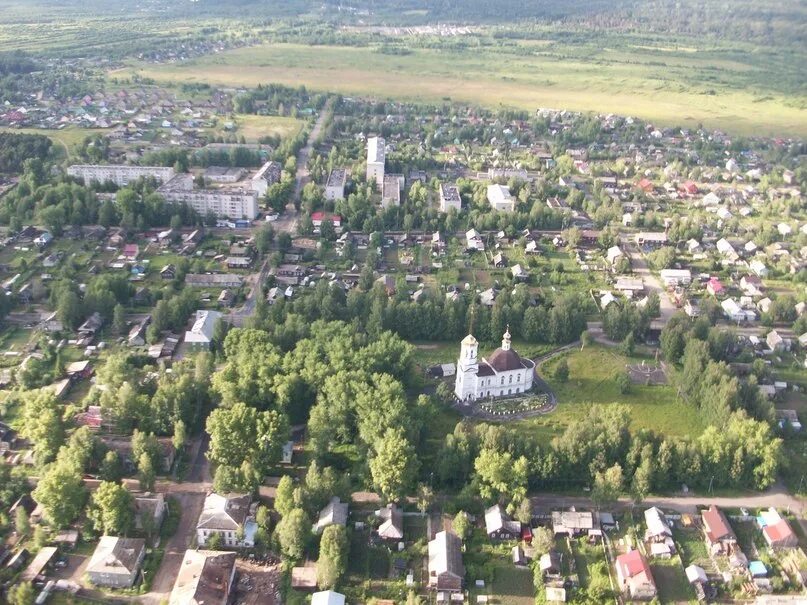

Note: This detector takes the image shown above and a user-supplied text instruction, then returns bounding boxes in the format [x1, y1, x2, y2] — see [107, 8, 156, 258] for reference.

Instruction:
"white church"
[454, 329, 535, 402]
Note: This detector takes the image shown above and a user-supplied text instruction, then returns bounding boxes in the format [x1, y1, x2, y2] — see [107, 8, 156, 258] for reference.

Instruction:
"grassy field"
[116, 41, 807, 136]
[0, 126, 106, 159]
[651, 558, 696, 604]
[227, 114, 305, 142]
[531, 345, 704, 439]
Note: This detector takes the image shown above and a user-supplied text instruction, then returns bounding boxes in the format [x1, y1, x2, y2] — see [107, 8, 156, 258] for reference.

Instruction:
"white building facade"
[454, 330, 535, 402]
[366, 136, 385, 187]
[67, 164, 175, 187]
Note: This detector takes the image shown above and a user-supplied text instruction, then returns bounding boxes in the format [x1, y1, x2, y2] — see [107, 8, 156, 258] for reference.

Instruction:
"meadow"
[117, 39, 807, 136]
[531, 345, 703, 439]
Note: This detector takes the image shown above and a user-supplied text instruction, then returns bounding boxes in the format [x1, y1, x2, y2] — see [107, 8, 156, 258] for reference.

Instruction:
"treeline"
[435, 404, 781, 514]
[139, 146, 265, 169]
[248, 275, 590, 347]
[661, 314, 775, 426]
[233, 82, 328, 115]
[0, 133, 52, 173]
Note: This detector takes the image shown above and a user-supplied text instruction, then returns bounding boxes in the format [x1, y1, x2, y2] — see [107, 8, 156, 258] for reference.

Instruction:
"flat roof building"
[440, 183, 462, 213]
[169, 550, 237, 605]
[325, 168, 347, 201]
[382, 174, 404, 208]
[366, 136, 386, 187]
[159, 174, 259, 220]
[251, 160, 282, 197]
[487, 184, 516, 213]
[67, 164, 175, 187]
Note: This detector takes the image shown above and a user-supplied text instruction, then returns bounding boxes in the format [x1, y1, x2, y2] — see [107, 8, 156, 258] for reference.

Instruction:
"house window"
[517, 374, 521, 382]
[509, 375, 513, 384]
[500, 377, 504, 385]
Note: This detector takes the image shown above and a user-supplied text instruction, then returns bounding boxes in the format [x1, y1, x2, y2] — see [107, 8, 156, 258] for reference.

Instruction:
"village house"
[314, 497, 349, 534]
[169, 550, 236, 605]
[484, 504, 521, 541]
[184, 310, 222, 350]
[659, 268, 692, 287]
[325, 169, 347, 201]
[312, 591, 346, 605]
[758, 508, 798, 549]
[375, 503, 404, 541]
[428, 531, 464, 592]
[644, 507, 675, 557]
[615, 550, 657, 600]
[135, 493, 167, 532]
[196, 493, 256, 548]
[701, 505, 737, 555]
[552, 510, 599, 537]
[185, 273, 243, 288]
[86, 536, 146, 588]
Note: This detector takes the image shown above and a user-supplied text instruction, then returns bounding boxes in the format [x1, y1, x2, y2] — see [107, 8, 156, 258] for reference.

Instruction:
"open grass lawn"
[230, 114, 305, 142]
[673, 528, 711, 570]
[490, 565, 535, 605]
[651, 558, 696, 604]
[529, 345, 704, 439]
[117, 41, 807, 136]
[0, 127, 106, 159]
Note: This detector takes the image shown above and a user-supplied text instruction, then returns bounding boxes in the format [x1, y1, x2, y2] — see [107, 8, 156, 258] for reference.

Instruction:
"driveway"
[139, 491, 206, 604]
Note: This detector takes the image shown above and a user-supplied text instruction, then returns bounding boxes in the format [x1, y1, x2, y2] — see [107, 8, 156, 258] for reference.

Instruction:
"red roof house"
[706, 277, 725, 297]
[702, 505, 737, 554]
[615, 550, 657, 600]
[637, 178, 654, 193]
[763, 518, 798, 549]
[122, 244, 140, 261]
[681, 181, 699, 195]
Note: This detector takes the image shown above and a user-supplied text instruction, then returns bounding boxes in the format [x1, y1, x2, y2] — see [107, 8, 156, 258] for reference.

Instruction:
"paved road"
[621, 239, 677, 323]
[229, 260, 270, 327]
[273, 99, 333, 236]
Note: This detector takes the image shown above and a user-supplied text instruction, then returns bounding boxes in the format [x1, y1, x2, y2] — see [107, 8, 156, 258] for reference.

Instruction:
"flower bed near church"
[478, 393, 549, 416]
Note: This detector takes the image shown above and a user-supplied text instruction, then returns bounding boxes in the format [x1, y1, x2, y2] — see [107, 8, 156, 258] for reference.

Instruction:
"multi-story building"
[366, 136, 385, 187]
[251, 160, 282, 197]
[439, 183, 462, 213]
[325, 168, 347, 201]
[67, 164, 175, 187]
[196, 493, 256, 548]
[487, 184, 516, 212]
[382, 174, 404, 208]
[159, 175, 258, 220]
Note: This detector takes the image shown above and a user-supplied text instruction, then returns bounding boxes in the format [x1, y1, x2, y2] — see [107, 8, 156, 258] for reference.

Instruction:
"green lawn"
[490, 564, 535, 605]
[118, 40, 807, 136]
[529, 345, 704, 439]
[651, 558, 696, 604]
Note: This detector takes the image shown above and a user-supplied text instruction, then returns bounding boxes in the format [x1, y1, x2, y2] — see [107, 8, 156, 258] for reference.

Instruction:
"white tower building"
[454, 329, 535, 402]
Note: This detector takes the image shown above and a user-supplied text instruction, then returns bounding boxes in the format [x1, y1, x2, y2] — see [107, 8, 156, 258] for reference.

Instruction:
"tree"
[274, 475, 296, 518]
[317, 524, 348, 589]
[32, 463, 86, 528]
[276, 507, 310, 561]
[591, 463, 623, 508]
[416, 484, 433, 514]
[532, 526, 554, 555]
[89, 481, 134, 535]
[255, 223, 275, 254]
[369, 428, 418, 503]
[112, 303, 127, 336]
[206, 402, 288, 492]
[207, 531, 222, 550]
[20, 390, 65, 465]
[14, 506, 29, 536]
[138, 453, 155, 491]
[7, 583, 35, 605]
[552, 358, 569, 383]
[616, 372, 631, 394]
[99, 450, 123, 482]
[474, 448, 529, 513]
[452, 511, 471, 541]
[514, 498, 532, 525]
[631, 458, 653, 504]
[580, 330, 593, 349]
